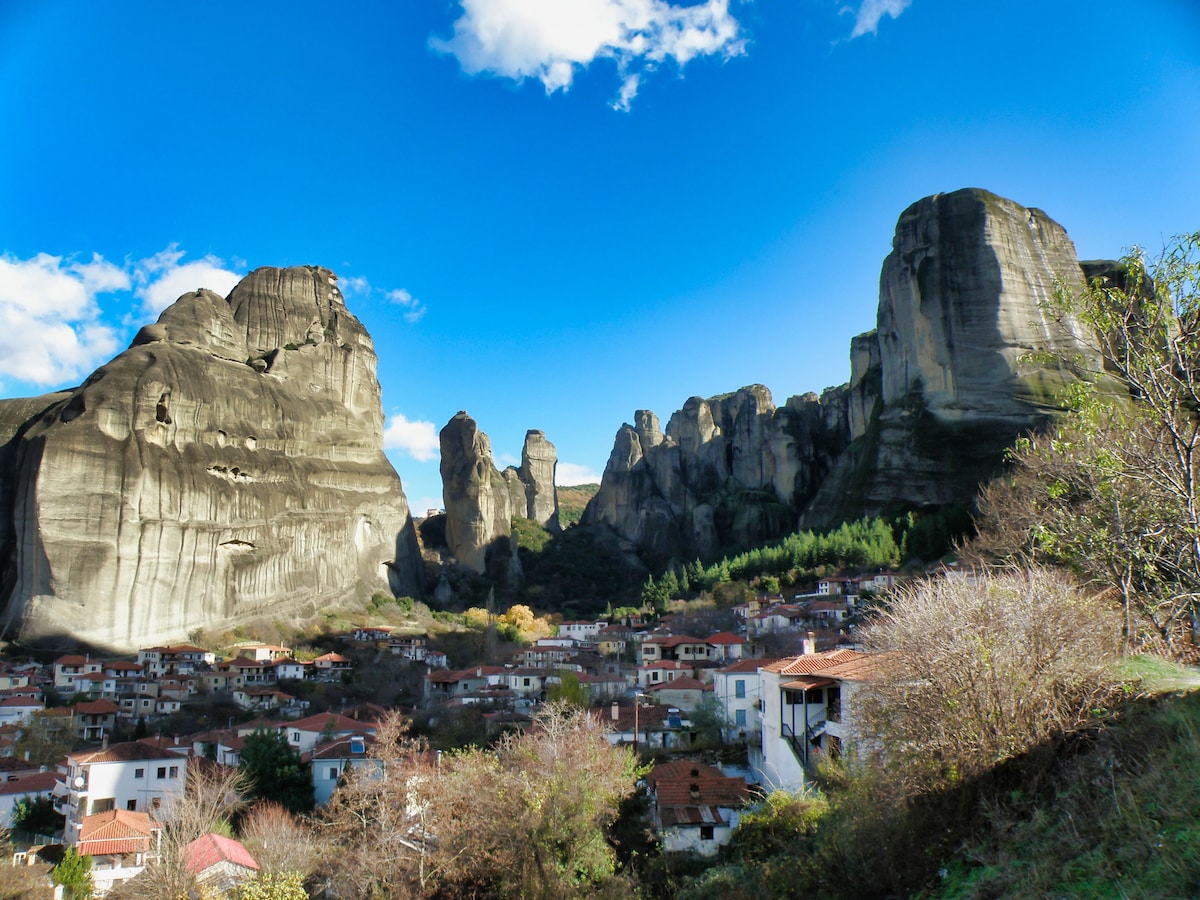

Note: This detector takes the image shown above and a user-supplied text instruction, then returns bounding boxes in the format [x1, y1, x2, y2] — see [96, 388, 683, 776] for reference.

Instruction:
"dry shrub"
[857, 567, 1125, 793]
[238, 801, 323, 878]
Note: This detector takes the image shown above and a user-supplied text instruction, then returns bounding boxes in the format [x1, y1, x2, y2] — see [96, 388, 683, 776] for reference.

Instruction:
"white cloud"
[0, 252, 125, 387]
[848, 0, 911, 38]
[497, 452, 520, 468]
[556, 461, 603, 485]
[132, 244, 242, 316]
[384, 411, 441, 462]
[340, 275, 371, 296]
[385, 288, 427, 323]
[433, 0, 745, 110]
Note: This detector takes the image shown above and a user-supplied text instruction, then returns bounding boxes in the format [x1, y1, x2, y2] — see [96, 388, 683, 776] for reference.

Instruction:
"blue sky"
[1, 1, 1198, 514]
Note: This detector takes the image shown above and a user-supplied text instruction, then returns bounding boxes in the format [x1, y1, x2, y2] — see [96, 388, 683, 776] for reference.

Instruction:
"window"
[134, 768, 145, 779]
[328, 767, 339, 780]
[156, 767, 167, 779]
[700, 825, 715, 841]
[169, 766, 179, 779]
[735, 709, 747, 727]
[126, 799, 137, 811]
[734, 679, 746, 699]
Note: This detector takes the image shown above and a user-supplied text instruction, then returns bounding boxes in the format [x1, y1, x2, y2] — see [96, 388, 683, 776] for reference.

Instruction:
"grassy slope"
[933, 658, 1200, 899]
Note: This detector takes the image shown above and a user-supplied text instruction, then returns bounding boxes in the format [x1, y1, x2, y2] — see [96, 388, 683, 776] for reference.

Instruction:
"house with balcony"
[77, 808, 162, 894]
[636, 659, 695, 689]
[53, 654, 102, 689]
[639, 635, 711, 666]
[757, 648, 876, 791]
[74, 699, 120, 741]
[55, 742, 186, 844]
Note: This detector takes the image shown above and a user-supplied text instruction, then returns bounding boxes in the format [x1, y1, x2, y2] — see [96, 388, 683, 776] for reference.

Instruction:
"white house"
[283, 712, 377, 755]
[77, 808, 162, 895]
[757, 649, 875, 791]
[711, 658, 780, 746]
[55, 742, 187, 844]
[311, 734, 380, 806]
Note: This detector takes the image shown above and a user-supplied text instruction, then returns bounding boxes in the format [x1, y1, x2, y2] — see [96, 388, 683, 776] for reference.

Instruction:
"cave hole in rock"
[156, 391, 172, 425]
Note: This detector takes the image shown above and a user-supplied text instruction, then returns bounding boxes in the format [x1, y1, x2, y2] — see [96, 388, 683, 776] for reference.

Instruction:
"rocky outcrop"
[0, 266, 422, 651]
[439, 412, 523, 587]
[586, 188, 1107, 558]
[519, 430, 560, 533]
[582, 386, 849, 564]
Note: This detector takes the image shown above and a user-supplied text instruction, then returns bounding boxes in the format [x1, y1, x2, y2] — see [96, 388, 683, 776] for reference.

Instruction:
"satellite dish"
[73, 776, 85, 788]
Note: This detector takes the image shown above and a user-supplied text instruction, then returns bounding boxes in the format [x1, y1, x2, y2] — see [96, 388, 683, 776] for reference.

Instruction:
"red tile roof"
[185, 833, 259, 875]
[647, 759, 749, 808]
[705, 631, 747, 646]
[645, 676, 707, 693]
[0, 770, 58, 797]
[78, 809, 156, 856]
[75, 700, 120, 715]
[286, 712, 376, 735]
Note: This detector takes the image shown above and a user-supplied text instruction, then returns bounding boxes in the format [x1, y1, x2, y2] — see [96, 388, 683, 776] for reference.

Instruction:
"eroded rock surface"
[519, 430, 560, 533]
[439, 412, 523, 587]
[0, 266, 422, 650]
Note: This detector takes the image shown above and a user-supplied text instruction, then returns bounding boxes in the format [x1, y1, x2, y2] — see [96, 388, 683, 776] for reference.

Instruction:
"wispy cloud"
[556, 461, 603, 485]
[0, 245, 247, 390]
[385, 288, 427, 323]
[433, 0, 745, 111]
[0, 252, 125, 388]
[847, 0, 911, 38]
[340, 276, 427, 322]
[384, 411, 441, 462]
[132, 244, 242, 316]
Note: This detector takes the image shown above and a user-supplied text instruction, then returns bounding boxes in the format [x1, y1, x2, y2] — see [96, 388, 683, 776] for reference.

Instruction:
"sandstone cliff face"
[439, 412, 523, 587]
[519, 430, 560, 533]
[587, 188, 1106, 556]
[582, 385, 849, 564]
[0, 267, 422, 651]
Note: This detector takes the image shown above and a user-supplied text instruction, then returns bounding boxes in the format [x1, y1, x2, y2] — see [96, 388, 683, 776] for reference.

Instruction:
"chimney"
[101, 734, 108, 750]
[476, 667, 482, 678]
[611, 703, 619, 721]
[803, 631, 816, 655]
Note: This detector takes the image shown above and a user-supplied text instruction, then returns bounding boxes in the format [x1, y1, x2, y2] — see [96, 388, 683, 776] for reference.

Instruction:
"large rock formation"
[0, 266, 422, 651]
[585, 188, 1107, 560]
[582, 386, 849, 564]
[439, 412, 523, 587]
[519, 430, 560, 533]
[438, 417, 562, 584]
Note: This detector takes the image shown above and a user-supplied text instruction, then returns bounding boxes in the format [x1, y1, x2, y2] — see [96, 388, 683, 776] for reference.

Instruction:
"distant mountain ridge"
[583, 188, 1109, 565]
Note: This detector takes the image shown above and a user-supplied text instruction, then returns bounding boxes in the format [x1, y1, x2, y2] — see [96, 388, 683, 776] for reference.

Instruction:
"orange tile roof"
[762, 649, 864, 676]
[78, 808, 156, 856]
